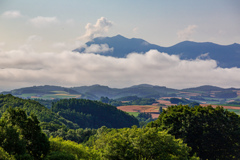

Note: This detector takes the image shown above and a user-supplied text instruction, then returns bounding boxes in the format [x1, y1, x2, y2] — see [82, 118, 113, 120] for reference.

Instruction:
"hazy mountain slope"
[74, 35, 240, 68]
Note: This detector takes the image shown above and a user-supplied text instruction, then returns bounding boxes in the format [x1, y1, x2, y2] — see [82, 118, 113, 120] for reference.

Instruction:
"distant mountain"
[72, 84, 177, 99]
[182, 85, 224, 92]
[2, 84, 240, 100]
[74, 35, 164, 58]
[73, 35, 240, 68]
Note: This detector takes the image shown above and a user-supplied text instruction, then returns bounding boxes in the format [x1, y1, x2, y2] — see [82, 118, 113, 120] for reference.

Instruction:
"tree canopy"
[0, 108, 50, 160]
[51, 98, 139, 128]
[92, 126, 199, 160]
[148, 105, 240, 160]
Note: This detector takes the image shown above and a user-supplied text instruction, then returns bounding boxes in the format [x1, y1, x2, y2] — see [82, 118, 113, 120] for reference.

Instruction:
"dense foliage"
[99, 97, 123, 106]
[91, 126, 199, 160]
[0, 94, 79, 129]
[169, 98, 192, 104]
[0, 108, 50, 159]
[51, 98, 139, 128]
[126, 98, 157, 105]
[45, 128, 97, 144]
[100, 96, 157, 106]
[148, 105, 240, 159]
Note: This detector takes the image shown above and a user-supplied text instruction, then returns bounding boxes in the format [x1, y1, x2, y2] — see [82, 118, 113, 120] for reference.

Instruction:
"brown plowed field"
[117, 105, 160, 119]
[117, 101, 240, 119]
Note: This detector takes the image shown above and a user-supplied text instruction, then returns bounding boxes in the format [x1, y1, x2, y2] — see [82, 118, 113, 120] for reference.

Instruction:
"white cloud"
[84, 44, 113, 53]
[29, 16, 59, 28]
[2, 11, 22, 18]
[197, 53, 210, 60]
[78, 17, 113, 42]
[177, 25, 198, 41]
[0, 48, 240, 91]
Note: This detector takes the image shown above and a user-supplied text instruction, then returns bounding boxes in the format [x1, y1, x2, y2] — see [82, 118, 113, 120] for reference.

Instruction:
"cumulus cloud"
[0, 48, 240, 91]
[177, 25, 198, 40]
[29, 16, 59, 28]
[78, 17, 113, 41]
[2, 10, 22, 18]
[84, 44, 113, 53]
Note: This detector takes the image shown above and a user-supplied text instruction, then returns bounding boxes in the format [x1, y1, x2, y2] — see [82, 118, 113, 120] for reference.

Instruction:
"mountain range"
[2, 84, 240, 104]
[74, 35, 240, 68]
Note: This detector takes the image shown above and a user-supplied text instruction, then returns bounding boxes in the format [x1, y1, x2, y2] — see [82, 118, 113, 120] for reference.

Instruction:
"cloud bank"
[0, 47, 240, 91]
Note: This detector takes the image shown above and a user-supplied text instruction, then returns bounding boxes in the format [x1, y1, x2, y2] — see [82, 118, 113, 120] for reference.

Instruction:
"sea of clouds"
[1, 16, 240, 91]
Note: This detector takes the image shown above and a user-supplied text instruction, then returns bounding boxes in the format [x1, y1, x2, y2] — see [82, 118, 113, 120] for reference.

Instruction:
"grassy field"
[127, 112, 140, 117]
[15, 91, 82, 100]
[226, 109, 240, 115]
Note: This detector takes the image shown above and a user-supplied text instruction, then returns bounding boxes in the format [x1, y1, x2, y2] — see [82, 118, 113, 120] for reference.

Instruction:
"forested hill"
[0, 94, 79, 129]
[0, 94, 138, 129]
[51, 98, 139, 128]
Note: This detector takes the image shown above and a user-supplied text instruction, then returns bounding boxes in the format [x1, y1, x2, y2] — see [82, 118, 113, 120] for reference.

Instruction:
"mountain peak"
[73, 35, 240, 68]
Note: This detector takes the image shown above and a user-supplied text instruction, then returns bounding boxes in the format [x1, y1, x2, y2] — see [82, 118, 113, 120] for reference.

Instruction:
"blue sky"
[1, 0, 240, 49]
[0, 0, 240, 90]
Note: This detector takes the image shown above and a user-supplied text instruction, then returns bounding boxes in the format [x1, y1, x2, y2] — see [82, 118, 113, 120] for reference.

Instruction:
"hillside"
[0, 94, 139, 130]
[74, 35, 240, 68]
[0, 94, 79, 129]
[51, 98, 139, 128]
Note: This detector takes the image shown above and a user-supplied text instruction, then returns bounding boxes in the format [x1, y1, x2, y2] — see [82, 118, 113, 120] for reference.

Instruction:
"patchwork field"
[118, 99, 240, 119]
[18, 91, 82, 100]
[117, 105, 160, 119]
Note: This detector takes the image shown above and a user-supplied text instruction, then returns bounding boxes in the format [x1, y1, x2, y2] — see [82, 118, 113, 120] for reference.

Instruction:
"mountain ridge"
[74, 35, 240, 68]
[2, 84, 240, 100]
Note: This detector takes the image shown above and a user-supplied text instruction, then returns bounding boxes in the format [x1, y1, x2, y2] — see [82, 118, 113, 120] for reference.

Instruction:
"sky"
[0, 0, 240, 91]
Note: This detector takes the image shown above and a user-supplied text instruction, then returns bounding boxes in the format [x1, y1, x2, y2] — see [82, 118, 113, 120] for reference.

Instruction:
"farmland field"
[117, 105, 160, 119]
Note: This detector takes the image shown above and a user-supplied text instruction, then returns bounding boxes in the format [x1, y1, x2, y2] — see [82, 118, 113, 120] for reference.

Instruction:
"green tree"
[0, 108, 50, 160]
[92, 126, 198, 160]
[49, 137, 99, 160]
[148, 105, 240, 160]
[0, 147, 16, 160]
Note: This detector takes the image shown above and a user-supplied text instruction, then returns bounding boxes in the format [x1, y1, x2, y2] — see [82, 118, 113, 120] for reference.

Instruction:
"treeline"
[0, 95, 138, 130]
[100, 96, 157, 106]
[0, 108, 199, 160]
[1, 95, 240, 159]
[0, 94, 79, 129]
[148, 105, 240, 159]
[51, 98, 138, 128]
